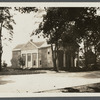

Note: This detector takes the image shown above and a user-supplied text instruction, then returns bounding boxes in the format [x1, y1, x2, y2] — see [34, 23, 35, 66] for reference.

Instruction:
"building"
[56, 42, 79, 70]
[11, 40, 79, 70]
[11, 40, 53, 69]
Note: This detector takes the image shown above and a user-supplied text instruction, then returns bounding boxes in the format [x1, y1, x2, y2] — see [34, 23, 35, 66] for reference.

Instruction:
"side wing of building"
[38, 46, 53, 68]
[11, 44, 24, 68]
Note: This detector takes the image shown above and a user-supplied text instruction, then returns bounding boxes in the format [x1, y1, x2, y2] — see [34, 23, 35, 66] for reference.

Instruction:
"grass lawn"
[0, 67, 49, 75]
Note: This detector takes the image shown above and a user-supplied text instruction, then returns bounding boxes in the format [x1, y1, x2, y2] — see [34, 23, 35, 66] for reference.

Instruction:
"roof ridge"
[13, 43, 25, 51]
[31, 41, 45, 47]
[32, 41, 45, 43]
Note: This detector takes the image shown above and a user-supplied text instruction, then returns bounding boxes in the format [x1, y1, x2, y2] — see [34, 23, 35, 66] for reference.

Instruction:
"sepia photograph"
[0, 2, 100, 97]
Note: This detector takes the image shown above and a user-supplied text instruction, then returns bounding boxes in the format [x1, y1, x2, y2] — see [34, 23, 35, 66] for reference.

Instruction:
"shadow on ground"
[0, 76, 14, 85]
[62, 83, 100, 92]
[35, 83, 100, 93]
[82, 71, 100, 78]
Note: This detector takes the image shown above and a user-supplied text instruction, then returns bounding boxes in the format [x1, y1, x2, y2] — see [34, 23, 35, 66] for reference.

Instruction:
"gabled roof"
[31, 41, 45, 47]
[13, 41, 51, 51]
[13, 44, 25, 51]
[38, 41, 51, 48]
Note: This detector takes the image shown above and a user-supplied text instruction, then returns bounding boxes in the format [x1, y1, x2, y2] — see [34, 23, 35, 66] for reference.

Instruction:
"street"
[0, 71, 100, 93]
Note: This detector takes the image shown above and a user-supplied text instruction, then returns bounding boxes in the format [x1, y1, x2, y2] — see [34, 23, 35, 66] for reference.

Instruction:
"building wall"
[38, 49, 42, 68]
[11, 50, 21, 68]
[38, 47, 53, 68]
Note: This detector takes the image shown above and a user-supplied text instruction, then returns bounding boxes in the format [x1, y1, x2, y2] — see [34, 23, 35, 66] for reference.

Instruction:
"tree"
[85, 16, 100, 67]
[35, 7, 97, 71]
[18, 57, 25, 68]
[74, 8, 100, 67]
[0, 7, 15, 71]
[15, 7, 38, 13]
[16, 7, 99, 71]
[0, 7, 39, 71]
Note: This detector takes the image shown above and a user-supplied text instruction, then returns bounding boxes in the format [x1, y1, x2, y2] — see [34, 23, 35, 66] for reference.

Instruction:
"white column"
[31, 53, 32, 68]
[20, 53, 22, 68]
[37, 50, 39, 68]
[26, 53, 27, 68]
[74, 58, 77, 67]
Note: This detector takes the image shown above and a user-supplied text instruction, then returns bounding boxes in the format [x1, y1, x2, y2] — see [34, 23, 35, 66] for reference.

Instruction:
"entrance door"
[27, 53, 31, 67]
[32, 53, 37, 68]
[22, 54, 26, 68]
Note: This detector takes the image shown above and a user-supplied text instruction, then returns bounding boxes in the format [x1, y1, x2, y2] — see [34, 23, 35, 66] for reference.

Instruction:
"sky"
[2, 7, 46, 66]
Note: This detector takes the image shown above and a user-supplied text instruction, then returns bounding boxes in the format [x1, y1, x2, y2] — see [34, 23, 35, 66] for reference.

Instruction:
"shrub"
[2, 61, 7, 68]
[18, 57, 25, 67]
[11, 58, 18, 68]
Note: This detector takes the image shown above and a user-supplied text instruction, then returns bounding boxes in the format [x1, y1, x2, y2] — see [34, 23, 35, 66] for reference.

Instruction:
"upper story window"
[48, 51, 50, 54]
[48, 49, 50, 55]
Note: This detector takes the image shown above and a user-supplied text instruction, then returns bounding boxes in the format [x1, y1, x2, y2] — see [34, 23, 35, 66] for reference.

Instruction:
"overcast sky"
[2, 7, 46, 66]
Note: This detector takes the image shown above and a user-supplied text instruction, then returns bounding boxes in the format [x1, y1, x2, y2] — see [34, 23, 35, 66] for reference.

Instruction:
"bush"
[18, 57, 25, 67]
[11, 58, 19, 68]
[78, 59, 85, 68]
[2, 61, 7, 68]
[85, 50, 96, 65]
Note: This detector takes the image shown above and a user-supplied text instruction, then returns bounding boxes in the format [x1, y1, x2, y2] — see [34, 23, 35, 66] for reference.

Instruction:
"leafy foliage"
[0, 7, 15, 40]
[35, 7, 100, 71]
[15, 7, 38, 13]
[36, 8, 97, 44]
[0, 7, 15, 71]
[18, 57, 25, 67]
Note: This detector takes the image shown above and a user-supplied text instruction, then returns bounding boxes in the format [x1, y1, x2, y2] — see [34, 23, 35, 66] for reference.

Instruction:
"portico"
[21, 50, 39, 69]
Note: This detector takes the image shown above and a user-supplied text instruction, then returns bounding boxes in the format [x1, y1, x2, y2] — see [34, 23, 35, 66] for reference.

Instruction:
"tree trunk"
[94, 46, 97, 69]
[0, 53, 2, 71]
[55, 49, 59, 72]
[50, 43, 59, 72]
[0, 23, 2, 71]
[84, 41, 88, 68]
[49, 32, 59, 72]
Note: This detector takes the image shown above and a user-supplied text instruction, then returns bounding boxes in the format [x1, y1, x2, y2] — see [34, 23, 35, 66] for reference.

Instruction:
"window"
[32, 53, 37, 66]
[48, 49, 50, 55]
[22, 54, 26, 61]
[32, 60, 36, 66]
[32, 53, 37, 59]
[28, 54, 31, 61]
[40, 60, 41, 65]
[33, 60, 36, 65]
[48, 51, 50, 54]
[18, 51, 21, 55]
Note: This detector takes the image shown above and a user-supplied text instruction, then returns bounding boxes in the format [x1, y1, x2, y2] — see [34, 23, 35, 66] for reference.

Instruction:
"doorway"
[32, 53, 37, 68]
[27, 53, 31, 67]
